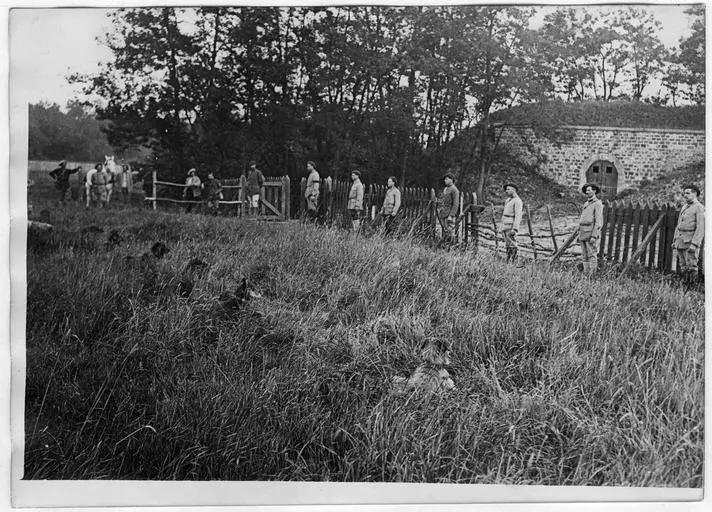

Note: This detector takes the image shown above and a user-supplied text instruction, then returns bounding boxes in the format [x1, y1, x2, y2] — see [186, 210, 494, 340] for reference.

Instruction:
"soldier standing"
[439, 173, 460, 245]
[183, 169, 202, 213]
[501, 183, 523, 263]
[380, 176, 402, 235]
[673, 184, 705, 287]
[49, 160, 80, 203]
[347, 170, 364, 233]
[204, 172, 223, 216]
[246, 161, 265, 217]
[304, 161, 320, 222]
[578, 183, 603, 275]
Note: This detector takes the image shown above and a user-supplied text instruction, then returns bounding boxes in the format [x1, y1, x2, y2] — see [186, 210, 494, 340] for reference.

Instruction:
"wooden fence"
[596, 200, 703, 274]
[147, 172, 291, 219]
[303, 177, 702, 276]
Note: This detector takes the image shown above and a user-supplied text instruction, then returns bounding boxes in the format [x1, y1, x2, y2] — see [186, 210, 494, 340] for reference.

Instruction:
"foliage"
[69, 6, 704, 201]
[538, 6, 702, 105]
[24, 198, 703, 484]
[28, 102, 115, 161]
[489, 99, 705, 130]
[621, 161, 705, 206]
[70, 6, 552, 193]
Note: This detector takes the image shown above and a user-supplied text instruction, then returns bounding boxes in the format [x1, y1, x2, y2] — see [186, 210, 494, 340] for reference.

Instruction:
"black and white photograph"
[7, 1, 707, 508]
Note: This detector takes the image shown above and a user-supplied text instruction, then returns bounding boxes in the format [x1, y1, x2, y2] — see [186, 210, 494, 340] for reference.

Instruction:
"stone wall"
[497, 125, 705, 192]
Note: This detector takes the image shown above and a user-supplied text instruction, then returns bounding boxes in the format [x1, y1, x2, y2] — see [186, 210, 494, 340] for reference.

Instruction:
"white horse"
[104, 155, 122, 203]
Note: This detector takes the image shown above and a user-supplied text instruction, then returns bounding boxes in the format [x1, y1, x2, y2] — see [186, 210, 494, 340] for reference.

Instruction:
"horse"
[104, 155, 123, 203]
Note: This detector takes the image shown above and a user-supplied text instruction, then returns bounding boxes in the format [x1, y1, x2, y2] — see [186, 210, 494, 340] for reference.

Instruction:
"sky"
[9, 4, 700, 109]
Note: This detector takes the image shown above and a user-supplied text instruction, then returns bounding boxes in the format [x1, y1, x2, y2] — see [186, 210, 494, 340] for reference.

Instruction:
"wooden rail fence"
[303, 177, 702, 276]
[146, 172, 291, 219]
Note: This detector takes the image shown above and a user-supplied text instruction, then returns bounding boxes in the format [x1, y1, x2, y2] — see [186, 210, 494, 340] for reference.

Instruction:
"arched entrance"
[585, 160, 618, 200]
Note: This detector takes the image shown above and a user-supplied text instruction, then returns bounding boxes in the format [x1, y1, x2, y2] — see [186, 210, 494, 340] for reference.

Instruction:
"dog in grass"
[391, 339, 455, 395]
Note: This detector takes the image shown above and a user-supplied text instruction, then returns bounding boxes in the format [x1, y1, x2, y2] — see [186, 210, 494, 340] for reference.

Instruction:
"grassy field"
[23, 194, 704, 485]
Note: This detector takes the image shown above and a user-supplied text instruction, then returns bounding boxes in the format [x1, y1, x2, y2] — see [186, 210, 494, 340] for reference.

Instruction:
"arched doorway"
[585, 160, 618, 200]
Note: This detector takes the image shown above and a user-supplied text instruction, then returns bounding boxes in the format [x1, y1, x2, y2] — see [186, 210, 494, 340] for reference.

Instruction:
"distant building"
[491, 101, 705, 201]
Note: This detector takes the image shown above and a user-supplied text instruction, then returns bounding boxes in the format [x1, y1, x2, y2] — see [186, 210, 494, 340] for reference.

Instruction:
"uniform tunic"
[119, 169, 133, 189]
[305, 169, 320, 211]
[381, 187, 401, 216]
[184, 176, 202, 198]
[579, 196, 604, 267]
[439, 184, 459, 240]
[579, 197, 603, 241]
[91, 170, 110, 203]
[440, 184, 460, 219]
[247, 169, 265, 196]
[347, 179, 364, 211]
[673, 200, 705, 272]
[502, 195, 523, 249]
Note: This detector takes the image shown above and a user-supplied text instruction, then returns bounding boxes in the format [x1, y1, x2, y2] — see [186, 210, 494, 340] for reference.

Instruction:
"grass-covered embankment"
[24, 202, 703, 485]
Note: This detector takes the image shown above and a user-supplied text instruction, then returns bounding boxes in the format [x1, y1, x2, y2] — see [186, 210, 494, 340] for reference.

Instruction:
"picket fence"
[303, 177, 702, 276]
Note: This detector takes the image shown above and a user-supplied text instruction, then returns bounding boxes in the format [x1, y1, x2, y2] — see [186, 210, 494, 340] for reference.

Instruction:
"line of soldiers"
[305, 163, 459, 237]
[503, 180, 704, 283]
[181, 161, 265, 215]
[332, 167, 705, 283]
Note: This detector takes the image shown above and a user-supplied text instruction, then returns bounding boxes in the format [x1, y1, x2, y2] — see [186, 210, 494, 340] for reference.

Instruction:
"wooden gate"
[147, 172, 291, 219]
[586, 160, 618, 200]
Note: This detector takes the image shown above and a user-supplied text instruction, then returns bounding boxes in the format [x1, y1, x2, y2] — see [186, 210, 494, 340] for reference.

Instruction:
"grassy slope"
[619, 161, 706, 206]
[24, 200, 703, 484]
[490, 100, 705, 130]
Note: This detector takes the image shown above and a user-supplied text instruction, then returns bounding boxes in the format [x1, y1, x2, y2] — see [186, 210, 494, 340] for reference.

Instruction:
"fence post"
[471, 193, 479, 254]
[622, 203, 634, 263]
[546, 204, 558, 254]
[663, 205, 677, 273]
[239, 175, 247, 218]
[525, 204, 537, 260]
[299, 177, 306, 219]
[323, 176, 333, 223]
[550, 231, 578, 265]
[281, 176, 290, 220]
[647, 202, 661, 269]
[657, 203, 669, 271]
[429, 188, 437, 237]
[151, 170, 157, 211]
[490, 205, 499, 254]
[259, 184, 266, 217]
[619, 213, 666, 278]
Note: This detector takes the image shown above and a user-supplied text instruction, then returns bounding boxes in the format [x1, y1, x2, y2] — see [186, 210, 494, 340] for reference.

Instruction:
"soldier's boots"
[685, 270, 699, 288]
[505, 247, 518, 263]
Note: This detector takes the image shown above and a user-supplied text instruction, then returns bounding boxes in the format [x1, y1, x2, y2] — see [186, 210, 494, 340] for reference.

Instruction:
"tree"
[72, 6, 556, 197]
[620, 8, 666, 100]
[539, 8, 597, 101]
[28, 101, 115, 160]
[677, 5, 705, 104]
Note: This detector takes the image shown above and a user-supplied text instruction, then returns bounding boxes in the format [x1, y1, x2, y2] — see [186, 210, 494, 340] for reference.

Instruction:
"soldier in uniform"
[501, 183, 523, 263]
[204, 172, 223, 216]
[246, 161, 265, 217]
[347, 170, 364, 233]
[49, 160, 80, 203]
[304, 161, 320, 222]
[578, 183, 603, 275]
[439, 173, 460, 245]
[90, 163, 110, 209]
[673, 184, 705, 287]
[380, 176, 402, 235]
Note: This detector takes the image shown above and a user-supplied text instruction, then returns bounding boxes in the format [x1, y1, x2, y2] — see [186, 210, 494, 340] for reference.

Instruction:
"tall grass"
[24, 199, 703, 485]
